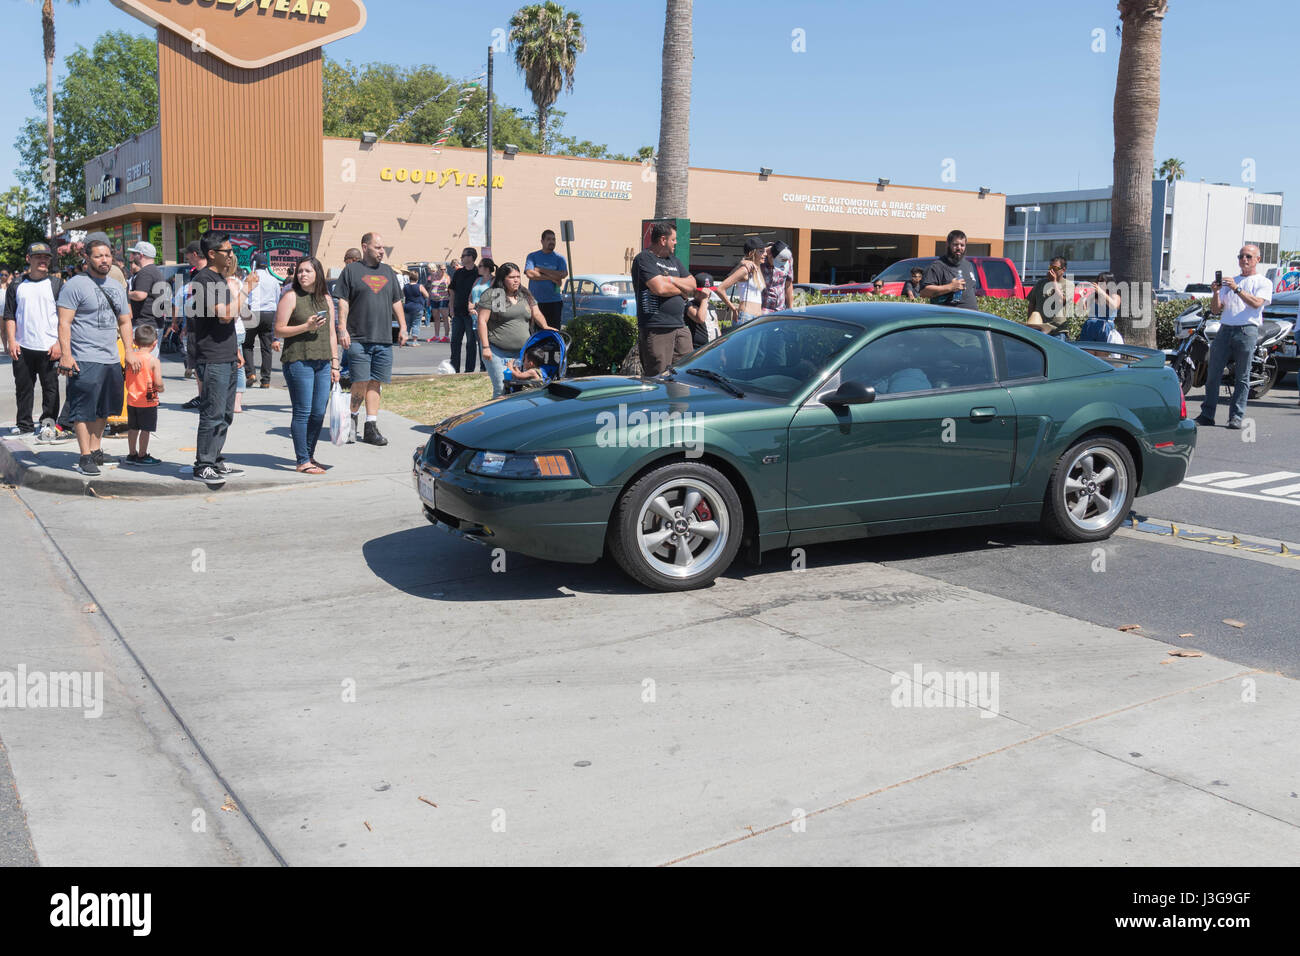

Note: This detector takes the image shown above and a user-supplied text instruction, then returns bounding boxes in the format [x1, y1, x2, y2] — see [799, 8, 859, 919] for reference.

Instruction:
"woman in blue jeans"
[274, 257, 339, 473]
[476, 262, 551, 399]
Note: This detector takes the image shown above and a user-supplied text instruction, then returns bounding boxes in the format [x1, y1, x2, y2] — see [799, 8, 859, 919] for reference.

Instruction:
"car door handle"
[969, 407, 997, 420]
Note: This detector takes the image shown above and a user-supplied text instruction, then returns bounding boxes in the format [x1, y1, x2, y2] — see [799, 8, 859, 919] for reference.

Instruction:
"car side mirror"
[820, 381, 876, 406]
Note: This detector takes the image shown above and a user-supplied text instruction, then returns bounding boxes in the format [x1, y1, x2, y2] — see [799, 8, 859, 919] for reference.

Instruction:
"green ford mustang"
[413, 303, 1196, 591]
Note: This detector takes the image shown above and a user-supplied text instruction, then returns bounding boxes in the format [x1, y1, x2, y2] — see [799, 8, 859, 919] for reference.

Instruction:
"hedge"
[566, 311, 638, 372]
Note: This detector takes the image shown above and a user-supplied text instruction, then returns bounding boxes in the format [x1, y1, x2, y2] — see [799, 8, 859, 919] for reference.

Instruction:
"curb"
[0, 437, 287, 498]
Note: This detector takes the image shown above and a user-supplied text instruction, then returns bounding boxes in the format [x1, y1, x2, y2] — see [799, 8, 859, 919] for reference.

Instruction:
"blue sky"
[2, 0, 1296, 244]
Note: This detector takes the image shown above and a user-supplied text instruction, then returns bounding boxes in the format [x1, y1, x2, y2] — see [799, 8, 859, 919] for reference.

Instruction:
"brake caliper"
[693, 502, 712, 522]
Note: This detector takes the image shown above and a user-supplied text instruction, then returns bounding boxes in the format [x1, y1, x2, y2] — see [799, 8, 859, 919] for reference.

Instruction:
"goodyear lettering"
[378, 167, 504, 189]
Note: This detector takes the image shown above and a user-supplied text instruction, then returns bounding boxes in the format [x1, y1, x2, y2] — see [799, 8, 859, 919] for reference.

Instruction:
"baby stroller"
[503, 328, 570, 394]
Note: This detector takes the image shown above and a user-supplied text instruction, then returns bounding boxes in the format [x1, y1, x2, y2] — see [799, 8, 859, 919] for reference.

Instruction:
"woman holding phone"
[274, 256, 339, 474]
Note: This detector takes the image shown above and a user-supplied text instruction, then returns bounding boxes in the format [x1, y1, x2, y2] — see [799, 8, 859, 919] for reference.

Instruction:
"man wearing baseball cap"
[127, 241, 166, 343]
[4, 242, 71, 438]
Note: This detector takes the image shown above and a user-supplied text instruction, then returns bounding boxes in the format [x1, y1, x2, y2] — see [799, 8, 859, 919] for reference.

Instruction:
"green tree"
[508, 2, 586, 153]
[1110, 1, 1167, 348]
[15, 30, 158, 231]
[654, 0, 692, 219]
[1156, 157, 1185, 183]
[323, 58, 541, 151]
[0, 187, 44, 271]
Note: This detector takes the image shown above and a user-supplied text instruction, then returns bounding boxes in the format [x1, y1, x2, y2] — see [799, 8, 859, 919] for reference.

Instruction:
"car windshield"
[674, 317, 862, 400]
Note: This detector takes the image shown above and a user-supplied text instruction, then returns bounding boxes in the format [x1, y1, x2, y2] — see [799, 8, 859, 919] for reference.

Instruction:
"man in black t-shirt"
[448, 247, 480, 374]
[127, 241, 166, 340]
[336, 232, 404, 446]
[632, 222, 696, 376]
[921, 229, 979, 310]
[187, 231, 246, 485]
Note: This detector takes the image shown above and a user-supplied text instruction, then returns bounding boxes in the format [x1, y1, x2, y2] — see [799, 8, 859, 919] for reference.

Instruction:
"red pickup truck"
[825, 256, 1027, 299]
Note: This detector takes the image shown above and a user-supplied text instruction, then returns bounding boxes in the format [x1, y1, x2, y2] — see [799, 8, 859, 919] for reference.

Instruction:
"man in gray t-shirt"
[56, 238, 138, 476]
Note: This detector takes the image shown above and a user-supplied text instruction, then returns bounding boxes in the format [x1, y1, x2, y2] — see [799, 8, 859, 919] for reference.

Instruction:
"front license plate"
[417, 471, 436, 509]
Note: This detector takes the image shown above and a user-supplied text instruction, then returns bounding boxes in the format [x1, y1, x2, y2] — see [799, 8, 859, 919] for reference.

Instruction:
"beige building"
[321, 139, 1006, 284]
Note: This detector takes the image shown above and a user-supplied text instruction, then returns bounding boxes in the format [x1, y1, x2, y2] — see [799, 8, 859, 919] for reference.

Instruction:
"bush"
[566, 312, 638, 373]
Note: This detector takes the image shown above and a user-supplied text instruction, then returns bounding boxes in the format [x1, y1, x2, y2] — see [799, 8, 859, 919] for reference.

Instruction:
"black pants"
[242, 311, 275, 383]
[450, 313, 477, 373]
[12, 347, 61, 430]
[538, 300, 563, 328]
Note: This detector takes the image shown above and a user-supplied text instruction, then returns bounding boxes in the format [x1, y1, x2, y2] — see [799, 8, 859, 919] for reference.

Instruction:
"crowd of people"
[3, 221, 1276, 484]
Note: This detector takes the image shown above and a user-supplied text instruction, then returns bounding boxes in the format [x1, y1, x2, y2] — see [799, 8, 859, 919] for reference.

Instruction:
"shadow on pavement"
[363, 526, 646, 601]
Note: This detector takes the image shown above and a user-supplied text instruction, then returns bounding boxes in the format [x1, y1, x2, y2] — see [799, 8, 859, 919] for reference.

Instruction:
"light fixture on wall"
[503, 144, 520, 157]
[759, 167, 772, 178]
[360, 131, 378, 145]
[978, 186, 991, 198]
[877, 177, 890, 190]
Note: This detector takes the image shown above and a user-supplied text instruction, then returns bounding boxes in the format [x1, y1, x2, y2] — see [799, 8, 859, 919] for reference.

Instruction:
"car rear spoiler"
[1069, 341, 1167, 369]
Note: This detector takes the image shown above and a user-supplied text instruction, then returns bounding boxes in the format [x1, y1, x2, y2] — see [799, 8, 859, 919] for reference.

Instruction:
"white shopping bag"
[436, 359, 455, 375]
[328, 383, 351, 445]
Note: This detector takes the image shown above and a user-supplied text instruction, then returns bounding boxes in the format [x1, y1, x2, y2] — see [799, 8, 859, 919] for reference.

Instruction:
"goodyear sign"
[379, 167, 504, 189]
[109, 0, 367, 70]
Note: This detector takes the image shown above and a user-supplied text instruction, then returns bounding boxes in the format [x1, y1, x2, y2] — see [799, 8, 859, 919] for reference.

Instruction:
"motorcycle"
[1165, 304, 1286, 400]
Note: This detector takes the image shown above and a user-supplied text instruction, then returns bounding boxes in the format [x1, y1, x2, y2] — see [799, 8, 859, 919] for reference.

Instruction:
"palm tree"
[508, 2, 585, 154]
[36, 0, 84, 243]
[1110, 0, 1167, 348]
[1157, 157, 1185, 184]
[654, 0, 692, 220]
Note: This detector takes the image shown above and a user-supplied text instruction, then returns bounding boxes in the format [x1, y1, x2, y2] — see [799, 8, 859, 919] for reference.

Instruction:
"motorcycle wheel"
[1249, 354, 1279, 400]
[1175, 361, 1193, 396]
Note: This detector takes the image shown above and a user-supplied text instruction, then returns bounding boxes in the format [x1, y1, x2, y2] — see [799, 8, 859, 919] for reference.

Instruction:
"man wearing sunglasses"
[187, 231, 247, 484]
[1194, 244, 1272, 429]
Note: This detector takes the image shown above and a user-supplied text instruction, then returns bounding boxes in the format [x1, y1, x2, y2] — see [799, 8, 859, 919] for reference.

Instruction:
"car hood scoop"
[545, 378, 657, 400]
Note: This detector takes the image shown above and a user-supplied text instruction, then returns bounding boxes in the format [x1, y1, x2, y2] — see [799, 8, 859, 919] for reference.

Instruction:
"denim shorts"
[346, 341, 394, 383]
[64, 360, 124, 423]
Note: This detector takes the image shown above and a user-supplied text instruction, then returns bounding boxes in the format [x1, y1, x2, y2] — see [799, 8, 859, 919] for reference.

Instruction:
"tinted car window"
[838, 327, 995, 396]
[979, 258, 1016, 291]
[874, 258, 935, 283]
[993, 332, 1046, 380]
[678, 318, 860, 400]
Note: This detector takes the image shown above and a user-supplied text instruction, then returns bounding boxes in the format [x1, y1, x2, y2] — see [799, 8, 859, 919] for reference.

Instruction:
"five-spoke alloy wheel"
[1042, 436, 1136, 542]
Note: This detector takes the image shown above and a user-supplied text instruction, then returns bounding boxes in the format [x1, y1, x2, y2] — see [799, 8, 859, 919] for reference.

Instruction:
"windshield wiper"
[686, 368, 745, 397]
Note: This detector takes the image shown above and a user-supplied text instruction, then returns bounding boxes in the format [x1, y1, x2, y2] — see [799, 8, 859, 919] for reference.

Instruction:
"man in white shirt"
[3, 242, 64, 435]
[244, 251, 281, 387]
[1194, 244, 1273, 429]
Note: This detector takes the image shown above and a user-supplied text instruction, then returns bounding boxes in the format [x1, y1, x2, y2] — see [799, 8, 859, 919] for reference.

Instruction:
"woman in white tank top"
[715, 238, 767, 326]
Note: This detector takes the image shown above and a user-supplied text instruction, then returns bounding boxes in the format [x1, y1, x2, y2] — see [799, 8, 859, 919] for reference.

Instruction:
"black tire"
[1041, 436, 1136, 543]
[1175, 361, 1193, 396]
[608, 461, 744, 591]
[1249, 354, 1279, 400]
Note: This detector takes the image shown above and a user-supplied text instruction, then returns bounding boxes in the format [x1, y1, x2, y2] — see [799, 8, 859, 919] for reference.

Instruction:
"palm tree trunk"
[538, 108, 548, 155]
[654, 0, 692, 220]
[1110, 1, 1167, 347]
[43, 0, 57, 243]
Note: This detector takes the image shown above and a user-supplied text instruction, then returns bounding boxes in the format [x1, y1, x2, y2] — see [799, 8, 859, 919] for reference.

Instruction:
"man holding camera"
[1194, 244, 1272, 429]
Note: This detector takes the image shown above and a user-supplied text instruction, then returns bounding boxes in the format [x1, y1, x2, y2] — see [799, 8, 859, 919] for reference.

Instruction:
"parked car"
[1154, 287, 1195, 303]
[560, 274, 636, 325]
[823, 256, 1026, 299]
[1184, 283, 1215, 296]
[413, 302, 1195, 591]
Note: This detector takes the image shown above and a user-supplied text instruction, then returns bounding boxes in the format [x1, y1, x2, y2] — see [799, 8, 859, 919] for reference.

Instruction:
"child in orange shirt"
[124, 324, 164, 466]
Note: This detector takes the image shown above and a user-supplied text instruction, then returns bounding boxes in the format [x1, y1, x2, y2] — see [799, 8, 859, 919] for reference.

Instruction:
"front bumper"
[412, 453, 614, 564]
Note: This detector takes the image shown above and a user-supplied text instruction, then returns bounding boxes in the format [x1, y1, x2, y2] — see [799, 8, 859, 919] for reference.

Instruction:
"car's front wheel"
[608, 461, 743, 591]
[1041, 436, 1136, 542]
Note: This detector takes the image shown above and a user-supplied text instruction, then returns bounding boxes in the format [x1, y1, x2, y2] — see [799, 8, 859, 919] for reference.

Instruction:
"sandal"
[296, 463, 326, 474]
[309, 459, 330, 470]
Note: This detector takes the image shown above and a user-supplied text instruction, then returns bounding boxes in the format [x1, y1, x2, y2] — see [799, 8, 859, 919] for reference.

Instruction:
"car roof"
[573, 274, 631, 283]
[777, 301, 1109, 371]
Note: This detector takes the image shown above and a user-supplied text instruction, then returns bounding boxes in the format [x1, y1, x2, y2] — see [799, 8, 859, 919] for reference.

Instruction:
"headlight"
[467, 450, 578, 479]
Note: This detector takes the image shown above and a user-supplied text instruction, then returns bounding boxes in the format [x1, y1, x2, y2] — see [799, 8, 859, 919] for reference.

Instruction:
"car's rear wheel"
[1041, 436, 1135, 542]
[608, 462, 743, 591]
